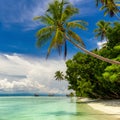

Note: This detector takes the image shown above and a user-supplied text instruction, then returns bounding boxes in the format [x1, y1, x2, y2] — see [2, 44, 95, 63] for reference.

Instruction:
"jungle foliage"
[65, 22, 120, 99]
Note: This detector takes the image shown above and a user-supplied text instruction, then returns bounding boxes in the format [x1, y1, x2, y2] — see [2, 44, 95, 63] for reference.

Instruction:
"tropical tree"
[107, 21, 120, 48]
[54, 71, 65, 81]
[66, 50, 120, 98]
[94, 20, 111, 41]
[34, 0, 120, 65]
[96, 0, 120, 19]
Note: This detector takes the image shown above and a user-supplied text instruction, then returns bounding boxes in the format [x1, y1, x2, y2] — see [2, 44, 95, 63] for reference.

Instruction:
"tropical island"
[34, 0, 120, 98]
[34, 0, 120, 119]
[0, 0, 120, 120]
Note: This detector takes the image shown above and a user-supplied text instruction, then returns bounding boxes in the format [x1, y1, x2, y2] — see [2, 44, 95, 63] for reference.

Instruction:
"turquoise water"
[0, 97, 117, 120]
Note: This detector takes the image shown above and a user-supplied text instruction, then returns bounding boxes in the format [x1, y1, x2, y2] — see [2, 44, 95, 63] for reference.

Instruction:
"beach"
[78, 98, 120, 119]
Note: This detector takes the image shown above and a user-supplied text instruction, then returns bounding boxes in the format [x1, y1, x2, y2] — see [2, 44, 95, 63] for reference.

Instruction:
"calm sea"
[0, 97, 117, 120]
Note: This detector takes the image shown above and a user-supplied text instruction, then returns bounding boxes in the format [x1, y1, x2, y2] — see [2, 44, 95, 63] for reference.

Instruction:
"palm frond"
[36, 32, 52, 48]
[36, 26, 55, 48]
[59, 0, 70, 20]
[46, 29, 64, 58]
[47, 0, 61, 20]
[61, 5, 79, 22]
[99, 0, 120, 17]
[46, 36, 56, 58]
[94, 20, 111, 40]
[67, 30, 85, 47]
[70, 20, 88, 25]
[96, 21, 104, 28]
[66, 20, 87, 30]
[36, 26, 54, 38]
[40, 15, 55, 25]
[33, 15, 54, 25]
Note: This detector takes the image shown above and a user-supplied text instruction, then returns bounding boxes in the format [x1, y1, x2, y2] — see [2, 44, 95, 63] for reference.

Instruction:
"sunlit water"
[0, 97, 117, 120]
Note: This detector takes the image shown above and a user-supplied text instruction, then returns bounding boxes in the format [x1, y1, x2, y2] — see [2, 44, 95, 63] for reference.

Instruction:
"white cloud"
[0, 53, 69, 94]
[97, 40, 107, 49]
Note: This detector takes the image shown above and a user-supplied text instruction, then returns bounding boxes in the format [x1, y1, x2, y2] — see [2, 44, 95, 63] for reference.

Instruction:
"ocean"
[0, 96, 117, 120]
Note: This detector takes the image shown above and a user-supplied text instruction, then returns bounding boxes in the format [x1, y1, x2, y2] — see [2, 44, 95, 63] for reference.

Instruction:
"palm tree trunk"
[65, 35, 120, 65]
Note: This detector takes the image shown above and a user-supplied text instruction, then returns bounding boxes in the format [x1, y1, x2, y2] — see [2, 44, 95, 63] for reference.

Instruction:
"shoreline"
[77, 98, 120, 119]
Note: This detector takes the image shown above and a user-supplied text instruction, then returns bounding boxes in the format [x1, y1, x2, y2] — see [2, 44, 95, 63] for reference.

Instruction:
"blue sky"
[0, 0, 118, 94]
[0, 0, 117, 57]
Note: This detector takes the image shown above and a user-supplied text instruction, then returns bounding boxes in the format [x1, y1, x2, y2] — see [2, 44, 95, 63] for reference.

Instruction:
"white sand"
[77, 98, 120, 119]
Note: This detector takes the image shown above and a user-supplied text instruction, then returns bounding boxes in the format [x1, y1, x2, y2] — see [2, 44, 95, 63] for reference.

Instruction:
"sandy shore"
[77, 98, 120, 119]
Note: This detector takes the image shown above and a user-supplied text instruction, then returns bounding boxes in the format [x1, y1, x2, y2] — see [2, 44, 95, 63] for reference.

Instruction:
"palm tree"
[34, 0, 120, 65]
[54, 71, 64, 81]
[96, 0, 120, 19]
[94, 20, 111, 41]
[34, 0, 86, 59]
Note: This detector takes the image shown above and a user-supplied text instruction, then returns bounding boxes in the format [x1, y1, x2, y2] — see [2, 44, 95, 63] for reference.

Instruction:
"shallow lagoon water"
[0, 97, 117, 120]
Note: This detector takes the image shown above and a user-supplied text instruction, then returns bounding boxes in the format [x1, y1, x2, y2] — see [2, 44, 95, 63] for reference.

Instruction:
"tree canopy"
[65, 22, 120, 99]
[34, 0, 120, 65]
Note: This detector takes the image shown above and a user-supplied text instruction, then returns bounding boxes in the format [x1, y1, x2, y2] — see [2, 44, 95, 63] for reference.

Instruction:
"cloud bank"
[0, 54, 69, 94]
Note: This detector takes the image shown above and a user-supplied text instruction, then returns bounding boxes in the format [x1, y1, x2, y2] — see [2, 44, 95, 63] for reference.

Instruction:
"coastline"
[77, 98, 120, 119]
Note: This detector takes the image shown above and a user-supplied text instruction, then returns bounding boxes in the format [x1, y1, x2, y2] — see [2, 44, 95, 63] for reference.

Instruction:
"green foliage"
[94, 20, 111, 40]
[103, 64, 120, 82]
[106, 22, 120, 48]
[65, 22, 120, 99]
[66, 49, 120, 98]
[114, 45, 120, 51]
[54, 71, 65, 81]
[34, 0, 87, 58]
[77, 80, 93, 97]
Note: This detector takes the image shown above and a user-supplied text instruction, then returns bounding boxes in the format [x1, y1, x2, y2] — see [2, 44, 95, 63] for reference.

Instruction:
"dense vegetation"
[65, 22, 120, 99]
[34, 0, 120, 99]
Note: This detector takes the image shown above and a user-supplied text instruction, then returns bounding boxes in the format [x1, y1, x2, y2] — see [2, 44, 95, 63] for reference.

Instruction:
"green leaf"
[36, 32, 52, 48]
[61, 5, 79, 22]
[67, 20, 87, 30]
[47, 29, 64, 58]
[68, 30, 85, 47]
[36, 26, 54, 37]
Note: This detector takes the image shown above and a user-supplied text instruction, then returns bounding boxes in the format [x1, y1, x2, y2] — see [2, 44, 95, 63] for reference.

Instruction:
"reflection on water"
[0, 97, 118, 120]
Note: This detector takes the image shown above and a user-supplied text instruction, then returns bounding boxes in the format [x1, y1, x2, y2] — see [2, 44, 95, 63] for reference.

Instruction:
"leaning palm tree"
[34, 0, 120, 65]
[94, 20, 111, 41]
[96, 0, 120, 19]
[54, 71, 65, 81]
